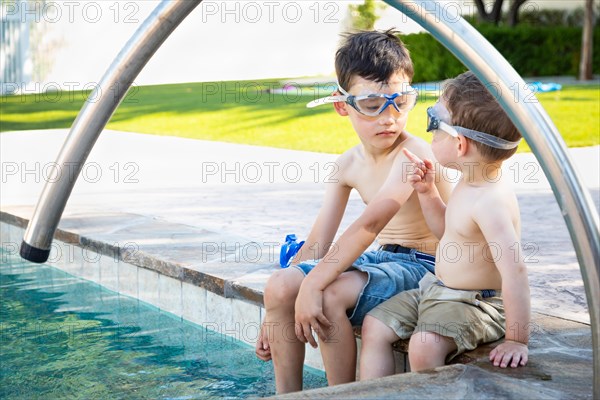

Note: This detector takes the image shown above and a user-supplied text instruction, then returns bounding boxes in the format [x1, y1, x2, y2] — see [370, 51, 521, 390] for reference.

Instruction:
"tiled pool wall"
[0, 219, 326, 372]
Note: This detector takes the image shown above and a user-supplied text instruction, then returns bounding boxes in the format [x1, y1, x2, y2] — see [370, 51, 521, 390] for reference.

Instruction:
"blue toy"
[279, 234, 305, 268]
[529, 82, 562, 93]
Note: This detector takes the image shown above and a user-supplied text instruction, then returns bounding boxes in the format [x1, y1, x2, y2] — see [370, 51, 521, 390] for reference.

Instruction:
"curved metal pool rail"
[19, 0, 202, 262]
[384, 1, 599, 396]
[19, 0, 598, 396]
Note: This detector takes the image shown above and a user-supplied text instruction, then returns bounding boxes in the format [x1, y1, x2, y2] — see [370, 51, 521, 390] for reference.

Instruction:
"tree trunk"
[579, 0, 594, 80]
[474, 0, 504, 25]
[508, 0, 528, 27]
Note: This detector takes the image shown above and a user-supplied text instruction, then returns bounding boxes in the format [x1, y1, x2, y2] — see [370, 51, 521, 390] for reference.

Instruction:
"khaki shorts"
[368, 272, 505, 362]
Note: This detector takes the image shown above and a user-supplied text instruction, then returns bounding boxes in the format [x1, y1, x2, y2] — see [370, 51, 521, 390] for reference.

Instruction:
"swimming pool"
[0, 250, 326, 398]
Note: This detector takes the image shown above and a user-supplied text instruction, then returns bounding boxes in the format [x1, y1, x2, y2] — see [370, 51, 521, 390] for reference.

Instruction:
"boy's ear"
[332, 92, 349, 116]
[456, 134, 469, 157]
[333, 100, 349, 116]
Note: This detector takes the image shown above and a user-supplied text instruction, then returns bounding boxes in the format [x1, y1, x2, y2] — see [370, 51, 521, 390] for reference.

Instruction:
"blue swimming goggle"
[307, 83, 418, 117]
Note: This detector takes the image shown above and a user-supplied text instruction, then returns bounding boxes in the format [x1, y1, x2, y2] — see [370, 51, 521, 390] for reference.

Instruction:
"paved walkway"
[1, 129, 598, 324]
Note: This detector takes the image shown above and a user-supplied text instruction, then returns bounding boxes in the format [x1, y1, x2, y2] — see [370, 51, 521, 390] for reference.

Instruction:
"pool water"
[0, 251, 326, 398]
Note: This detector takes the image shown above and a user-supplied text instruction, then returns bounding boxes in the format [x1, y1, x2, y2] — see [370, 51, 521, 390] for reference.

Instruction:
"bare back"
[435, 177, 521, 290]
[340, 133, 452, 255]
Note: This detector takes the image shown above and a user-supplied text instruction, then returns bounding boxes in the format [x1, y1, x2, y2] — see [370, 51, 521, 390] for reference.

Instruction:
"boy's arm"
[294, 152, 415, 346]
[290, 178, 352, 265]
[402, 148, 446, 239]
[474, 196, 531, 368]
[256, 156, 352, 356]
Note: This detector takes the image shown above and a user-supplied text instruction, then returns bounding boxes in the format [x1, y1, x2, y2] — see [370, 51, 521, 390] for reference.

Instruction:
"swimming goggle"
[426, 102, 520, 150]
[307, 83, 418, 117]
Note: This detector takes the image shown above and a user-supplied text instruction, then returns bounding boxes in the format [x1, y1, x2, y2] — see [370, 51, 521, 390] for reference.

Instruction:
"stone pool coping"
[1, 207, 274, 307]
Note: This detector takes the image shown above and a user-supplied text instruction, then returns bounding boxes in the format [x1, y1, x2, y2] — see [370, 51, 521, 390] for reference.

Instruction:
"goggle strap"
[307, 82, 347, 108]
[306, 95, 348, 108]
[455, 126, 521, 150]
[429, 106, 521, 150]
[337, 83, 350, 96]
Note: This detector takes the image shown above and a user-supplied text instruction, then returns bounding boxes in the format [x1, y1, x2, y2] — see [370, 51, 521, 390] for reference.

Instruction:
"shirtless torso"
[339, 132, 452, 255]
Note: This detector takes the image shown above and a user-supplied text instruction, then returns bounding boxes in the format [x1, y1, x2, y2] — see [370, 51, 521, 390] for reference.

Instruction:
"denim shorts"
[293, 248, 436, 326]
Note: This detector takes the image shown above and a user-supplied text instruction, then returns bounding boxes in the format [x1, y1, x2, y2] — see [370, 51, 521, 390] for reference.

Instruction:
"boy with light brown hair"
[254, 29, 452, 393]
[359, 71, 530, 379]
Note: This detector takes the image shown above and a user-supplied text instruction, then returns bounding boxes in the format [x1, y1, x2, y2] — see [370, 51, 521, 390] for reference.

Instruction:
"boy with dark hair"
[359, 71, 530, 379]
[255, 29, 452, 393]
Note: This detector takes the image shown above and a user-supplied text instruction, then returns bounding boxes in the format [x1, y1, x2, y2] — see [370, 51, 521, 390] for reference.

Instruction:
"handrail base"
[20, 241, 50, 263]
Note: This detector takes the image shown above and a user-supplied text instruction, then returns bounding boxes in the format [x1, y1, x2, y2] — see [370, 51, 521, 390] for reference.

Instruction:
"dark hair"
[335, 29, 414, 91]
[442, 71, 522, 161]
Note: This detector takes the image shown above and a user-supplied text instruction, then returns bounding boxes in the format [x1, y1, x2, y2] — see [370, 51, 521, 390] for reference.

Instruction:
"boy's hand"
[255, 321, 272, 361]
[489, 340, 528, 368]
[402, 148, 435, 194]
[294, 283, 331, 348]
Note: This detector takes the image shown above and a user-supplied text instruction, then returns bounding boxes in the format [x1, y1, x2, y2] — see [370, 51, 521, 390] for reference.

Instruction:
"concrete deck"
[1, 129, 598, 398]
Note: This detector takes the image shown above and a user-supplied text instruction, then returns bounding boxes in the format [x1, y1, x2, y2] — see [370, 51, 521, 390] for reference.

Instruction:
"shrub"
[401, 33, 467, 83]
[401, 26, 599, 82]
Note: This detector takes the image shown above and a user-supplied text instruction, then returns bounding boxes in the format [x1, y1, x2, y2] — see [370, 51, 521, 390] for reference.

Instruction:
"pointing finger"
[402, 148, 424, 165]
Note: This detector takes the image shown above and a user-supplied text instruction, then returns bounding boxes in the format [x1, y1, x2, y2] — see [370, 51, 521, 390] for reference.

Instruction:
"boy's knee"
[359, 315, 380, 342]
[361, 315, 400, 345]
[264, 269, 301, 309]
[322, 272, 366, 318]
[408, 335, 430, 370]
[408, 333, 427, 353]
[408, 332, 450, 370]
[322, 285, 349, 318]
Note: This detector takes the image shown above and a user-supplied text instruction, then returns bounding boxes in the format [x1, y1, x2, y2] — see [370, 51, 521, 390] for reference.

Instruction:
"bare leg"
[408, 331, 457, 371]
[359, 315, 400, 380]
[319, 270, 368, 386]
[262, 268, 305, 394]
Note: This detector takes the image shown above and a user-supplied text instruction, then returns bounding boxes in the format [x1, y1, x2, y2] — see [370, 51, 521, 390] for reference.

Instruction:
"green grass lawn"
[1, 79, 598, 154]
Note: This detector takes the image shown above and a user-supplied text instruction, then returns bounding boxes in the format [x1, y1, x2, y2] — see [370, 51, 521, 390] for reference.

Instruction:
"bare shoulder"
[333, 145, 362, 186]
[482, 179, 518, 205]
[399, 133, 436, 160]
[337, 145, 360, 165]
[472, 181, 520, 222]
